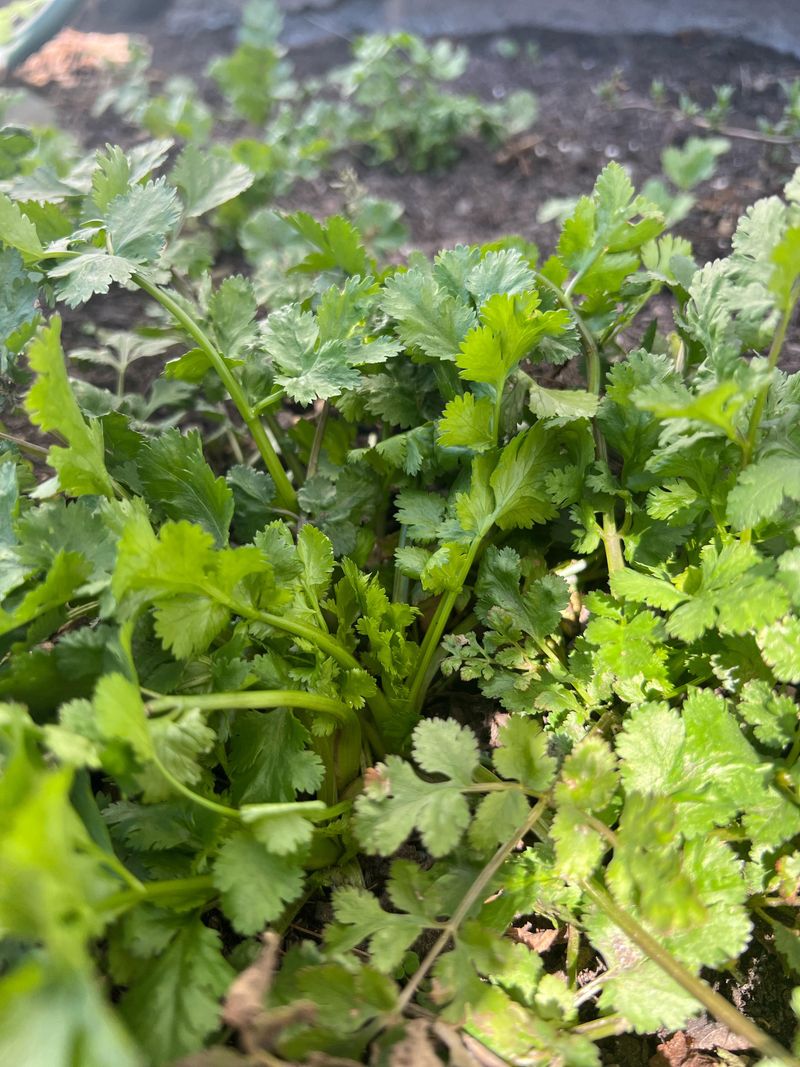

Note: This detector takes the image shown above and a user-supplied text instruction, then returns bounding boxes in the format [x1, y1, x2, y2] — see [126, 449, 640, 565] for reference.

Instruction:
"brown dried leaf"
[384, 1019, 443, 1067]
[170, 1051, 250, 1067]
[651, 1032, 720, 1067]
[433, 1021, 485, 1067]
[510, 923, 564, 954]
[222, 932, 280, 1036]
[684, 1016, 752, 1052]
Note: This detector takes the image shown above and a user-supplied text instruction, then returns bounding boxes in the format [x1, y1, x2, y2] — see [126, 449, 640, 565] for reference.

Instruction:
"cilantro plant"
[326, 31, 537, 171]
[2, 141, 800, 1067]
[95, 0, 537, 189]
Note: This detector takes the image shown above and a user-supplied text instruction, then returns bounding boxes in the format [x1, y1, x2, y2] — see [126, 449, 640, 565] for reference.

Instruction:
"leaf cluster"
[1, 83, 800, 1067]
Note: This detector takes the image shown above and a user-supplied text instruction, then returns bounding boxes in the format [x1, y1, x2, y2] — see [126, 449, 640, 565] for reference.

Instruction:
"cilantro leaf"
[0, 248, 40, 370]
[759, 615, 800, 682]
[475, 546, 569, 642]
[120, 920, 233, 1065]
[457, 292, 569, 387]
[326, 885, 426, 972]
[0, 193, 43, 258]
[438, 392, 495, 452]
[0, 961, 142, 1067]
[490, 425, 560, 530]
[261, 304, 361, 404]
[355, 755, 472, 857]
[171, 145, 254, 218]
[25, 318, 115, 498]
[213, 829, 306, 934]
[137, 429, 234, 547]
[285, 212, 372, 276]
[48, 253, 136, 308]
[726, 452, 800, 530]
[106, 178, 182, 264]
[381, 267, 476, 362]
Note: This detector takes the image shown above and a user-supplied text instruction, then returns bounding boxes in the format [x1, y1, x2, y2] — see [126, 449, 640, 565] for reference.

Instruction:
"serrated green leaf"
[381, 267, 476, 362]
[261, 304, 361, 404]
[91, 145, 131, 213]
[120, 921, 232, 1065]
[48, 252, 136, 308]
[208, 275, 257, 360]
[551, 805, 606, 881]
[241, 803, 320, 854]
[286, 212, 371, 276]
[412, 718, 479, 785]
[213, 829, 305, 934]
[493, 716, 557, 792]
[476, 546, 569, 642]
[0, 550, 90, 639]
[227, 464, 275, 542]
[465, 249, 535, 307]
[394, 490, 445, 543]
[555, 736, 618, 812]
[0, 961, 143, 1067]
[469, 789, 530, 850]
[355, 755, 471, 857]
[771, 226, 800, 311]
[666, 543, 787, 643]
[0, 247, 40, 370]
[727, 453, 800, 530]
[327, 885, 425, 972]
[737, 680, 798, 751]
[106, 178, 181, 264]
[171, 145, 254, 218]
[228, 708, 324, 805]
[759, 615, 800, 682]
[438, 392, 495, 451]
[25, 318, 115, 498]
[93, 672, 153, 761]
[529, 382, 598, 420]
[457, 292, 569, 387]
[137, 429, 234, 547]
[490, 425, 559, 530]
[610, 568, 686, 611]
[0, 193, 43, 258]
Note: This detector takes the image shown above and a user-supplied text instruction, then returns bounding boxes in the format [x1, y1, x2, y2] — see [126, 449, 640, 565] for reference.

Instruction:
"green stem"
[408, 538, 481, 715]
[306, 401, 330, 480]
[131, 274, 297, 512]
[153, 751, 241, 820]
[100, 875, 217, 916]
[571, 1015, 625, 1040]
[536, 271, 626, 574]
[148, 688, 363, 789]
[216, 593, 356, 670]
[147, 688, 355, 723]
[394, 798, 549, 1016]
[742, 284, 800, 467]
[263, 410, 306, 487]
[252, 388, 285, 415]
[582, 880, 800, 1067]
[601, 511, 625, 574]
[534, 269, 601, 386]
[213, 591, 395, 742]
[0, 430, 48, 458]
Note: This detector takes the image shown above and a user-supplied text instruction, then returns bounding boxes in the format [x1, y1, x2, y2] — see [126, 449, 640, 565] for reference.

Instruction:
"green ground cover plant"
[2, 7, 800, 1059]
[1, 127, 800, 1065]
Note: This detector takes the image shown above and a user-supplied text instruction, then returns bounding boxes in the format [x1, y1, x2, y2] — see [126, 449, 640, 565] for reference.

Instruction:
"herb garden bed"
[2, 3, 800, 1067]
